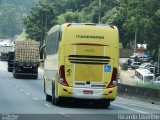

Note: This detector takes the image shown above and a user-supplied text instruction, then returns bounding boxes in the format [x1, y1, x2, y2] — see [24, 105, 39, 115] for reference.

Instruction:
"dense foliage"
[23, 0, 160, 52]
[0, 0, 159, 55]
[0, 0, 37, 39]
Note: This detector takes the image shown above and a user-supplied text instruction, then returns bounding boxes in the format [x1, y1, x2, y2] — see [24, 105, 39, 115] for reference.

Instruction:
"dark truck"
[13, 41, 40, 79]
[0, 45, 13, 61]
[7, 51, 14, 72]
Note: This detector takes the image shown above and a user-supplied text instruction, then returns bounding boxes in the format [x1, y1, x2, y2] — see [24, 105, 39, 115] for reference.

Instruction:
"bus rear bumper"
[58, 83, 117, 100]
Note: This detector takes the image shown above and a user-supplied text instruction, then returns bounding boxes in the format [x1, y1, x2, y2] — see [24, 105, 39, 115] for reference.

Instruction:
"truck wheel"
[33, 75, 38, 79]
[8, 68, 11, 72]
[14, 74, 18, 79]
[13, 69, 18, 78]
[13, 70, 17, 78]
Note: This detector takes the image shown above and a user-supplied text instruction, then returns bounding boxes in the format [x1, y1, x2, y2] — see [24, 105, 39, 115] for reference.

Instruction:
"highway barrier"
[117, 84, 160, 104]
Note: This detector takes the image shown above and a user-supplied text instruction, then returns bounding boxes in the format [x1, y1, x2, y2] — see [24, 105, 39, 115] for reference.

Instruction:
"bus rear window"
[144, 76, 153, 82]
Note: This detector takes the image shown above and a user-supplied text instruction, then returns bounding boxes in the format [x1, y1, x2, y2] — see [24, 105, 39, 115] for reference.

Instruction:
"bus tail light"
[59, 65, 69, 86]
[107, 67, 117, 88]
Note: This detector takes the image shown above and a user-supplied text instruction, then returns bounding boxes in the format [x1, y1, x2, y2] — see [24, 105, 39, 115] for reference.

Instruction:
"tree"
[104, 0, 160, 51]
[0, 3, 23, 38]
[0, 0, 37, 39]
[23, 0, 160, 57]
[23, 1, 56, 42]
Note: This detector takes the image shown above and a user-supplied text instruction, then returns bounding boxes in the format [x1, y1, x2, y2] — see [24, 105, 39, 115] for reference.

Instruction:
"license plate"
[83, 90, 93, 94]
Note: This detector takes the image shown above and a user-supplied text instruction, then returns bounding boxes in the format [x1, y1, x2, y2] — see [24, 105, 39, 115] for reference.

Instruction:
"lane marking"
[44, 103, 51, 108]
[59, 112, 70, 118]
[33, 98, 39, 101]
[20, 89, 23, 92]
[115, 101, 160, 111]
[113, 103, 147, 114]
[25, 93, 30, 96]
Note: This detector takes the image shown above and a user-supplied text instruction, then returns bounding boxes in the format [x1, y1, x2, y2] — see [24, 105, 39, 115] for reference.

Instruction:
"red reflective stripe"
[71, 43, 108, 46]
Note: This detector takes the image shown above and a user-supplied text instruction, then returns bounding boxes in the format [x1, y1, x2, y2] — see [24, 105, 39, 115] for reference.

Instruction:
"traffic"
[0, 0, 160, 119]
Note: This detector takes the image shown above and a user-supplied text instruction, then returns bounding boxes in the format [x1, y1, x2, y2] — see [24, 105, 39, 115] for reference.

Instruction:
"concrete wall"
[118, 84, 160, 104]
[120, 49, 134, 58]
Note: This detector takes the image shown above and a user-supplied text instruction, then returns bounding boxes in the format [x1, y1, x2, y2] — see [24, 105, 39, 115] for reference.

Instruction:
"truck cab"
[8, 51, 14, 72]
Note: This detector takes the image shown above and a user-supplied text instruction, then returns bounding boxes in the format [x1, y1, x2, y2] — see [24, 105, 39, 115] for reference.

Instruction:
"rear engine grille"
[68, 55, 110, 65]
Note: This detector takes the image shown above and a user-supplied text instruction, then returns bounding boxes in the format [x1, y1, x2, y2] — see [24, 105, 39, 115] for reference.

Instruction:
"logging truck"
[13, 41, 40, 79]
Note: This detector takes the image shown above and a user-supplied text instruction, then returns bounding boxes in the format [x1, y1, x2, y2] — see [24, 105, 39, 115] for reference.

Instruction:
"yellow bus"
[44, 23, 119, 107]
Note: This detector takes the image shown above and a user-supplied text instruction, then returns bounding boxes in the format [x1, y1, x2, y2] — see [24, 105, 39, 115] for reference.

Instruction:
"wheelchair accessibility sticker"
[104, 65, 111, 72]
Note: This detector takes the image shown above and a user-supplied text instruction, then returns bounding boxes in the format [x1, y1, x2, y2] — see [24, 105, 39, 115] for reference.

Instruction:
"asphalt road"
[0, 61, 160, 120]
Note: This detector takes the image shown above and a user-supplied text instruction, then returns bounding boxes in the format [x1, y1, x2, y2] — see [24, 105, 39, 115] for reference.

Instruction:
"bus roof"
[62, 23, 117, 28]
[58, 23, 119, 47]
[47, 23, 118, 35]
[48, 25, 60, 35]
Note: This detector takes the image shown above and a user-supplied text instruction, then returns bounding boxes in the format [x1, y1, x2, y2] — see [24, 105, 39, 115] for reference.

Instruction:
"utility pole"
[44, 0, 48, 40]
[43, 2, 48, 60]
[98, 0, 101, 24]
[158, 44, 160, 74]
[134, 31, 137, 53]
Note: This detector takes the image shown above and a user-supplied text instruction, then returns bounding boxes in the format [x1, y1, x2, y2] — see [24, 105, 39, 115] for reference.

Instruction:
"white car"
[139, 63, 154, 69]
[129, 56, 136, 62]
[138, 55, 151, 62]
[130, 62, 141, 69]
[151, 76, 160, 84]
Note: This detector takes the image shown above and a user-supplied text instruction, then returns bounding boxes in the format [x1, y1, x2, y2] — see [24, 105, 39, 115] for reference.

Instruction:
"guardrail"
[117, 84, 160, 104]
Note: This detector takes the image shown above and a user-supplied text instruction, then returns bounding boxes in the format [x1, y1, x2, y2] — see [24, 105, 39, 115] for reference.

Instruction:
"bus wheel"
[53, 89, 62, 106]
[55, 97, 63, 106]
[103, 100, 110, 108]
[52, 88, 62, 106]
[46, 94, 52, 101]
[52, 88, 56, 105]
[98, 100, 110, 108]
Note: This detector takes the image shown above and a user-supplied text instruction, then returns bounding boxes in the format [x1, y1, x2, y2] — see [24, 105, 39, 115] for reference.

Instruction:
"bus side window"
[50, 33, 55, 55]
[46, 33, 55, 55]
[59, 31, 62, 41]
[46, 35, 50, 55]
[54, 31, 59, 54]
